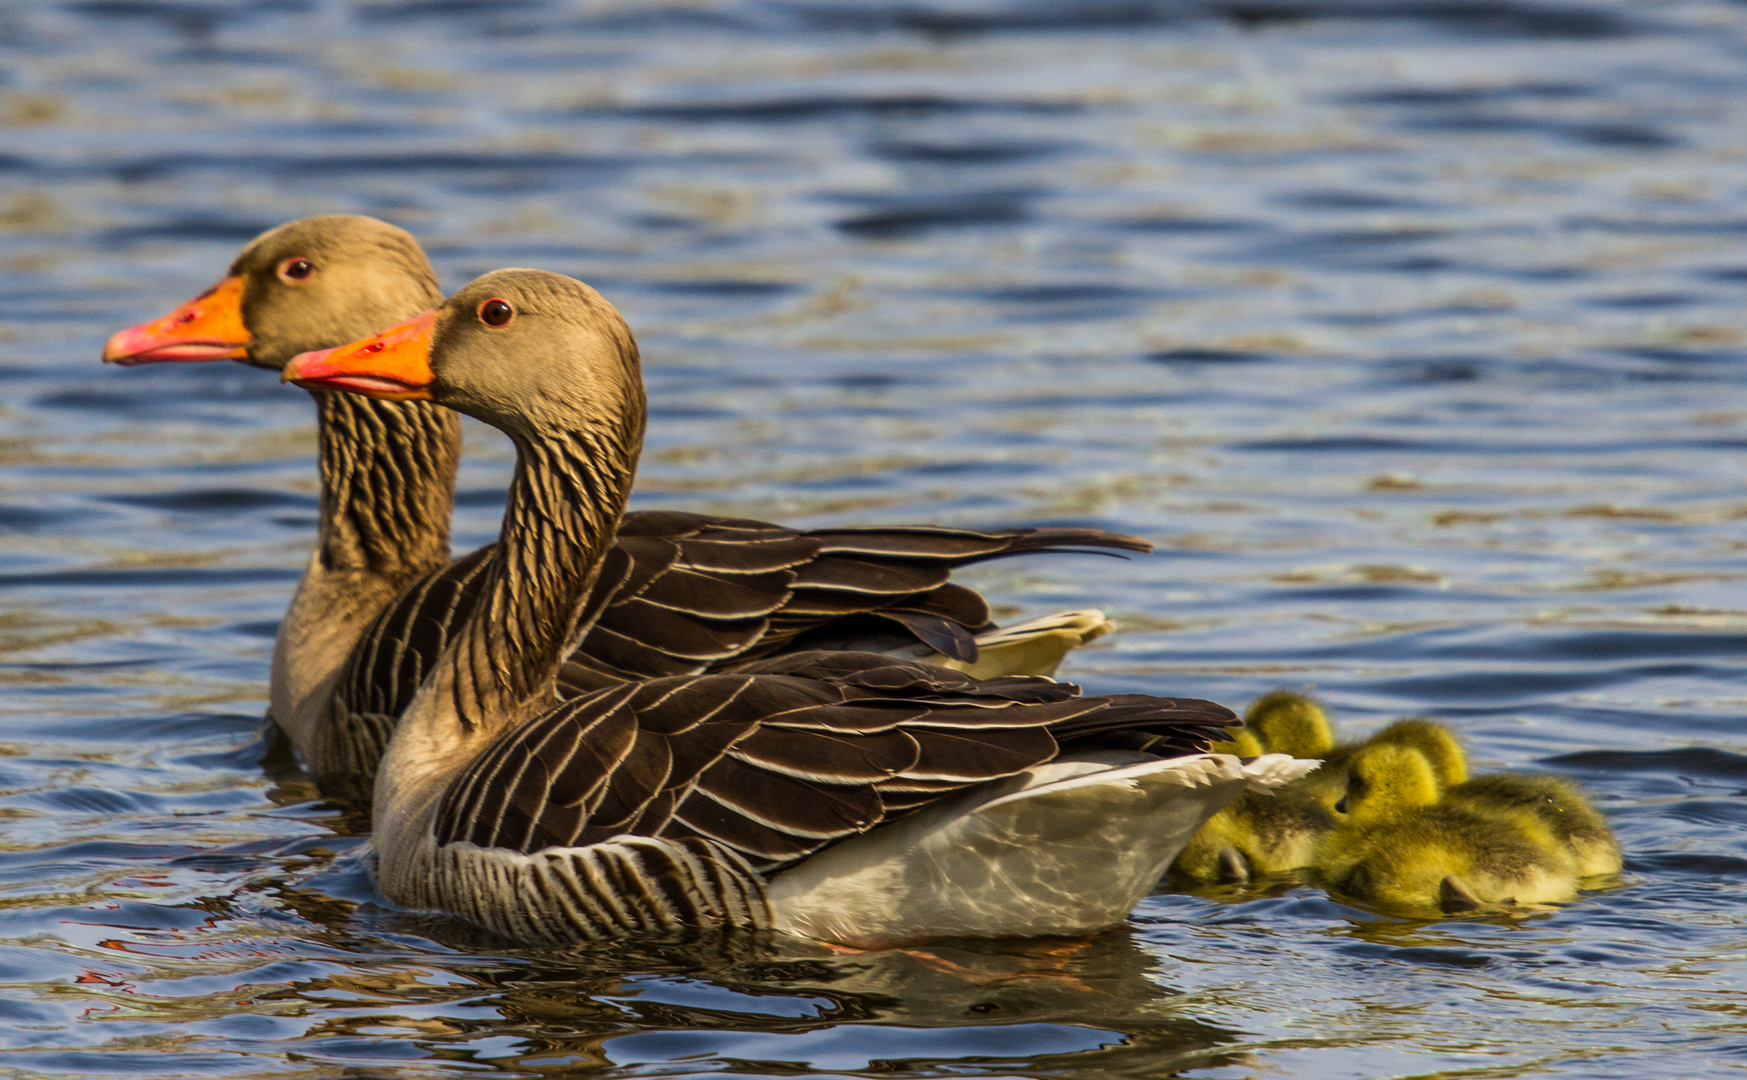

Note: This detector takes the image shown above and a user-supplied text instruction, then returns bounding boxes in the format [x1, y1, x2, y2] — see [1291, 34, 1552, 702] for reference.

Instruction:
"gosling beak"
[283, 309, 438, 401]
[102, 276, 251, 364]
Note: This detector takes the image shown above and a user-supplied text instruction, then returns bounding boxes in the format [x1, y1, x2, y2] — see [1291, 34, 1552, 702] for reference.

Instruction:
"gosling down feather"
[1197, 697, 1619, 891]
[1362, 719, 1621, 879]
[282, 268, 1316, 945]
[102, 215, 1149, 779]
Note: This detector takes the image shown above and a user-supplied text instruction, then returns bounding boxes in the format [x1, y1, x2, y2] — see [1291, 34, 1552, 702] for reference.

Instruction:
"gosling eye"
[1334, 795, 1348, 814]
[478, 298, 515, 327]
[278, 257, 315, 283]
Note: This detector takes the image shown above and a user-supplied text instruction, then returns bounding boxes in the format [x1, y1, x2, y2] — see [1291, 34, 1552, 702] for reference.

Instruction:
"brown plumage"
[335, 512, 1152, 742]
[436, 652, 1233, 874]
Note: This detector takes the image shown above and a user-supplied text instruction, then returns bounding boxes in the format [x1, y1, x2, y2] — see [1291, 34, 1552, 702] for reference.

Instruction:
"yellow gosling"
[1172, 789, 1337, 883]
[1244, 691, 1356, 812]
[1291, 713, 1464, 816]
[1314, 744, 1579, 913]
[1446, 773, 1622, 878]
[1245, 691, 1335, 758]
[1174, 691, 1335, 882]
[1363, 717, 1620, 878]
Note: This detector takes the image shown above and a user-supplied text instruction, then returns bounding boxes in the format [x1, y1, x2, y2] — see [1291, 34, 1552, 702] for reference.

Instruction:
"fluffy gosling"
[1313, 743, 1579, 913]
[1358, 717, 1620, 878]
[1171, 790, 1336, 883]
[1176, 691, 1334, 882]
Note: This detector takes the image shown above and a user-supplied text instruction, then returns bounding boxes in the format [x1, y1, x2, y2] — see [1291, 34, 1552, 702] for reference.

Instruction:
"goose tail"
[767, 752, 1319, 947]
[938, 609, 1116, 678]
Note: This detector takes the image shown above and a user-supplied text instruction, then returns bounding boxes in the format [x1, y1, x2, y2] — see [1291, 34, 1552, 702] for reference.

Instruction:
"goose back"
[323, 512, 1151, 774]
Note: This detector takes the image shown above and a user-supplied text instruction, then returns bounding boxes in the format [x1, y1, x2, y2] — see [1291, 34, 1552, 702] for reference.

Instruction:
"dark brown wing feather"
[344, 511, 1151, 722]
[433, 651, 1236, 874]
[805, 525, 1154, 560]
[580, 512, 1153, 676]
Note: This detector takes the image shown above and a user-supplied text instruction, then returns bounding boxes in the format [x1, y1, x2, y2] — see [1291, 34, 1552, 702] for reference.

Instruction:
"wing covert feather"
[340, 517, 1153, 774]
[726, 727, 921, 782]
[555, 514, 1153, 685]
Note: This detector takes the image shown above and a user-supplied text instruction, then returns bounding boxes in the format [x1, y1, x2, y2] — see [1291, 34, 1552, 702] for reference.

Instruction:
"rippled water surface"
[3, 1, 1747, 1076]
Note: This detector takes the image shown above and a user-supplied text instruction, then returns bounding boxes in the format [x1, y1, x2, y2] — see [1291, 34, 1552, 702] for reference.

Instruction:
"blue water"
[2, 1, 1745, 1076]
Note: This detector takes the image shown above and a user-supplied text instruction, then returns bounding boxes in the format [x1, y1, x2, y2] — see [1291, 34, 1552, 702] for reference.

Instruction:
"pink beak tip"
[283, 346, 336, 383]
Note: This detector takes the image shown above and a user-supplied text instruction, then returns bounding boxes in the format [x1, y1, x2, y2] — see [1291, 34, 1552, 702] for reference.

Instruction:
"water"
[2, 1, 1745, 1076]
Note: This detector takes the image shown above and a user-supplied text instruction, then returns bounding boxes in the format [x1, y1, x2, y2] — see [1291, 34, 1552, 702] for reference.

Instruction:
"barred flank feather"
[405, 837, 772, 943]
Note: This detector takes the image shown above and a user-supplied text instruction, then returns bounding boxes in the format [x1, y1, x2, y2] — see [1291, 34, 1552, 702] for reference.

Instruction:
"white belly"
[765, 752, 1318, 947]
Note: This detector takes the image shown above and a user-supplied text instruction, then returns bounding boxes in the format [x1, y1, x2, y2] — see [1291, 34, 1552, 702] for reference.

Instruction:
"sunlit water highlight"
[1, 2, 1745, 1076]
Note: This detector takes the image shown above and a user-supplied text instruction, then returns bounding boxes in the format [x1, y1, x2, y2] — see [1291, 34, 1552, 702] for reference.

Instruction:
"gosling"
[1177, 691, 1335, 882]
[1359, 717, 1621, 878]
[1245, 691, 1358, 813]
[1447, 773, 1622, 878]
[1171, 790, 1336, 883]
[1313, 743, 1580, 913]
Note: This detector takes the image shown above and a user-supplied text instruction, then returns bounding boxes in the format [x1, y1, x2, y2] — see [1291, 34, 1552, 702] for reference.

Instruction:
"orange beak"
[102, 276, 251, 364]
[282, 309, 438, 401]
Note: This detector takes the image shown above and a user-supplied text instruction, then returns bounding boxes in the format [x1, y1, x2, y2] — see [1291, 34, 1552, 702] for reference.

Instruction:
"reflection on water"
[2, 0, 1747, 1076]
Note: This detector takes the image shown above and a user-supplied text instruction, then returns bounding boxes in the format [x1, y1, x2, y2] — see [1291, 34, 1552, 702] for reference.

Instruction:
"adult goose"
[102, 216, 1149, 777]
[283, 269, 1317, 945]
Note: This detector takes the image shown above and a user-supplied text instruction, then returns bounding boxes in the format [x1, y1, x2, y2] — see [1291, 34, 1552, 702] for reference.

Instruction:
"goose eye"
[279, 257, 315, 283]
[478, 298, 515, 327]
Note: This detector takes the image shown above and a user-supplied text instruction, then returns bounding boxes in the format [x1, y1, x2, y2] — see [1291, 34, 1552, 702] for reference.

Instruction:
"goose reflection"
[430, 929, 1246, 1078]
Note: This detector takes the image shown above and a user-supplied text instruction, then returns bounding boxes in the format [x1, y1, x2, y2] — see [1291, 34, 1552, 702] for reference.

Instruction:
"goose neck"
[313, 390, 460, 581]
[442, 422, 640, 735]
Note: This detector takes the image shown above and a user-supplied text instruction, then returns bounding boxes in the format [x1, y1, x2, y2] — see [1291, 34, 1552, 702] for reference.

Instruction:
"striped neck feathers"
[443, 423, 640, 734]
[314, 390, 461, 580]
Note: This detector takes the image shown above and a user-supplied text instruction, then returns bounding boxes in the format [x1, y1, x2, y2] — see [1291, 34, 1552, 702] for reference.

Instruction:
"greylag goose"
[283, 269, 1318, 945]
[102, 216, 1149, 777]
[105, 216, 457, 775]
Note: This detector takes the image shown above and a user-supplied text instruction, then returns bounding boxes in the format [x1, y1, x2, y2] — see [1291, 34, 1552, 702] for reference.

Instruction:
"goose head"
[102, 214, 440, 373]
[281, 269, 645, 445]
[1335, 743, 1440, 826]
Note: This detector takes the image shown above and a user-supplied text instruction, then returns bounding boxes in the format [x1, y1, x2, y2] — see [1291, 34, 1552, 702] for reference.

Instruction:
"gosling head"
[102, 214, 440, 374]
[281, 269, 645, 445]
[1336, 743, 1441, 826]
[1366, 717, 1468, 787]
[1245, 691, 1334, 758]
